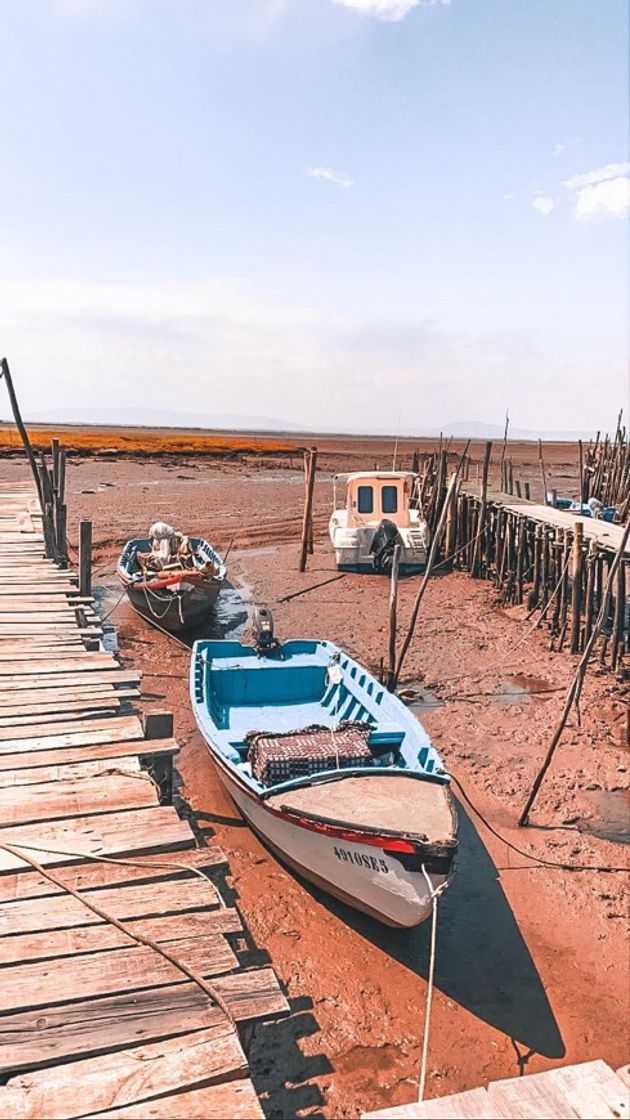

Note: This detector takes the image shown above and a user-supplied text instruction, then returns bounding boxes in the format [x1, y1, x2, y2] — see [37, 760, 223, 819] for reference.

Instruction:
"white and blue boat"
[191, 635, 457, 927]
[118, 533, 226, 633]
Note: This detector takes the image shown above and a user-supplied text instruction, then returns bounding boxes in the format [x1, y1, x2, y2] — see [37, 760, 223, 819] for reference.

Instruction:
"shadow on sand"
[294, 801, 565, 1061]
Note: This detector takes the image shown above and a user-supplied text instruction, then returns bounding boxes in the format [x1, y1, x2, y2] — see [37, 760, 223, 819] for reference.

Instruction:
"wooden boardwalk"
[363, 1059, 630, 1119]
[0, 481, 288, 1118]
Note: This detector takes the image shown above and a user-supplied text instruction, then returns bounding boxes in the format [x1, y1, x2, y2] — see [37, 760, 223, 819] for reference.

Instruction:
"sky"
[0, 0, 628, 435]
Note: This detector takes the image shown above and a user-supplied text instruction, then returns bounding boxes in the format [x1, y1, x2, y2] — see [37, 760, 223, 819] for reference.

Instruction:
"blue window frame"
[357, 485, 374, 514]
[382, 485, 398, 514]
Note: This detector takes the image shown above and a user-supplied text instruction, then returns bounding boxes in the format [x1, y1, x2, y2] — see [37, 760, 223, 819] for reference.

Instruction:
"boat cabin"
[333, 471, 417, 528]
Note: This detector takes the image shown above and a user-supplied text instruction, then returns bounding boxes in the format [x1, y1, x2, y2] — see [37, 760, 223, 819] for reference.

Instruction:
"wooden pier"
[0, 481, 288, 1118]
[363, 1058, 630, 1119]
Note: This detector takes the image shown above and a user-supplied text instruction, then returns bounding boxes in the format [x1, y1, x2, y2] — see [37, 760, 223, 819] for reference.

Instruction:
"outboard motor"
[252, 605, 279, 657]
[370, 519, 401, 574]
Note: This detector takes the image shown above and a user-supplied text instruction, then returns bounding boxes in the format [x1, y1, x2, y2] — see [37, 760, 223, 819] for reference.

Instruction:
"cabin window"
[357, 486, 374, 514]
[382, 486, 398, 514]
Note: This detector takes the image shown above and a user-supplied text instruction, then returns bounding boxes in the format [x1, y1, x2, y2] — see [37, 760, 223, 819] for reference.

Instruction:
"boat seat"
[368, 724, 405, 756]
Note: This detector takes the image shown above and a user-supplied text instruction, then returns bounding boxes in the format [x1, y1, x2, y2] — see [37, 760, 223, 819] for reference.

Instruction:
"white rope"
[418, 864, 448, 1102]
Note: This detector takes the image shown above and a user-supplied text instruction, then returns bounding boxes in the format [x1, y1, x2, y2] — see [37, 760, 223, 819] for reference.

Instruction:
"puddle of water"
[398, 684, 444, 711]
[495, 675, 555, 706]
[576, 790, 630, 845]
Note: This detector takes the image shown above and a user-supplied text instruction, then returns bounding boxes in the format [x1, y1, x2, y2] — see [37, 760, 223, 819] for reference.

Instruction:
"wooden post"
[79, 520, 92, 596]
[470, 441, 492, 578]
[519, 518, 630, 825]
[51, 438, 61, 495]
[299, 447, 317, 572]
[611, 559, 626, 671]
[303, 450, 314, 555]
[578, 439, 585, 504]
[393, 445, 469, 688]
[551, 488, 557, 508]
[0, 357, 44, 508]
[55, 502, 68, 568]
[583, 540, 598, 649]
[515, 479, 522, 499]
[570, 522, 584, 654]
[57, 446, 66, 504]
[386, 544, 401, 691]
[38, 454, 57, 561]
[445, 473, 459, 564]
[539, 439, 548, 504]
[524, 481, 531, 501]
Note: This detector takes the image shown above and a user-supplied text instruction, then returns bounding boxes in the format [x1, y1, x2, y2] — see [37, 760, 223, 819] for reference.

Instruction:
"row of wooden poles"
[0, 357, 93, 597]
[579, 415, 630, 511]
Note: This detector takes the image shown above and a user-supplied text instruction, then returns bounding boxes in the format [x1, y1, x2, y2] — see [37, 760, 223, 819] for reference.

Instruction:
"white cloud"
[561, 162, 630, 220]
[306, 166, 355, 188]
[551, 136, 582, 158]
[574, 177, 630, 221]
[562, 162, 630, 191]
[532, 196, 556, 217]
[330, 0, 450, 23]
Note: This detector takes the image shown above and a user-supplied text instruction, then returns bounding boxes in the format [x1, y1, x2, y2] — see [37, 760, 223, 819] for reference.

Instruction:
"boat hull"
[125, 579, 221, 633]
[212, 754, 447, 928]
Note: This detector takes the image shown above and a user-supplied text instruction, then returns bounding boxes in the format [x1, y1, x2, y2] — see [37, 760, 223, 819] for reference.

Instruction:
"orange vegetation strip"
[0, 426, 295, 456]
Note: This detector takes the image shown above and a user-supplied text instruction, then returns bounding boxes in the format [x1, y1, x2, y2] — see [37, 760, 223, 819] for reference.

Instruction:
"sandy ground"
[0, 448, 627, 1119]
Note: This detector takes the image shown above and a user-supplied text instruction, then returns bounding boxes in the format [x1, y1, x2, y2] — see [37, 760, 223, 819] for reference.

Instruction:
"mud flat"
[0, 448, 627, 1119]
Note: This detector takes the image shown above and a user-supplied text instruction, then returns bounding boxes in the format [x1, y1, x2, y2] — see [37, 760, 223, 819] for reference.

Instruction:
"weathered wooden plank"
[0, 714, 144, 753]
[0, 754, 141, 788]
[0, 671, 141, 692]
[0, 969, 287, 1073]
[0, 935, 238, 1014]
[0, 700, 125, 727]
[0, 656, 118, 676]
[0, 907, 241, 964]
[0, 846, 225, 901]
[0, 805, 193, 873]
[0, 736, 178, 773]
[0, 875, 220, 935]
[0, 1026, 247, 1120]
[489, 1061, 630, 1120]
[0, 627, 103, 638]
[0, 683, 125, 705]
[0, 773, 157, 828]
[363, 1088, 503, 1119]
[95, 1077, 263, 1120]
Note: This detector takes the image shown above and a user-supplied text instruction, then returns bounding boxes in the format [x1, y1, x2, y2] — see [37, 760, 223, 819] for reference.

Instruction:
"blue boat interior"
[191, 638, 449, 797]
[119, 537, 226, 582]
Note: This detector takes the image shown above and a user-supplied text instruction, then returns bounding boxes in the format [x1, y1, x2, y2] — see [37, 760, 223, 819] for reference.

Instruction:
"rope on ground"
[450, 775, 628, 874]
[418, 865, 448, 1102]
[0, 838, 235, 1022]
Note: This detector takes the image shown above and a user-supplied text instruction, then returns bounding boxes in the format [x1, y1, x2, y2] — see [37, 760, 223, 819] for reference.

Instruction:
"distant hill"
[9, 406, 598, 442]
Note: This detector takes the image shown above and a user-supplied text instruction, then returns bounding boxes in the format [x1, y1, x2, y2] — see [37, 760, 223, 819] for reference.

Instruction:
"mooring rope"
[0, 839, 235, 1023]
[418, 865, 448, 1102]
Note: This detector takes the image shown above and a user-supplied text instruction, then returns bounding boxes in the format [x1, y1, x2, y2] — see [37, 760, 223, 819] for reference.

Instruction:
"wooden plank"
[363, 1088, 503, 1119]
[0, 683, 126, 705]
[0, 627, 103, 638]
[0, 736, 178, 772]
[489, 1061, 630, 1120]
[0, 907, 241, 964]
[0, 1026, 248, 1120]
[0, 935, 238, 1014]
[0, 656, 119, 676]
[0, 701, 125, 727]
[0, 670, 141, 692]
[0, 846, 226, 901]
[0, 714, 144, 752]
[0, 772, 157, 827]
[0, 876, 221, 935]
[95, 1078, 263, 1120]
[0, 969, 288, 1073]
[0, 755, 141, 787]
[0, 805, 193, 873]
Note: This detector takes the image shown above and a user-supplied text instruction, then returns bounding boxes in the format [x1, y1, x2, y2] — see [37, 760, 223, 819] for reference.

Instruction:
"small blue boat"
[191, 635, 457, 927]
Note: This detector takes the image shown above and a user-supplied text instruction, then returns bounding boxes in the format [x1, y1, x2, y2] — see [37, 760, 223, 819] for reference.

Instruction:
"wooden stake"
[519, 518, 630, 825]
[79, 520, 93, 596]
[582, 540, 598, 650]
[538, 439, 548, 504]
[0, 357, 44, 508]
[570, 521, 584, 654]
[386, 544, 401, 692]
[299, 447, 317, 572]
[470, 441, 492, 578]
